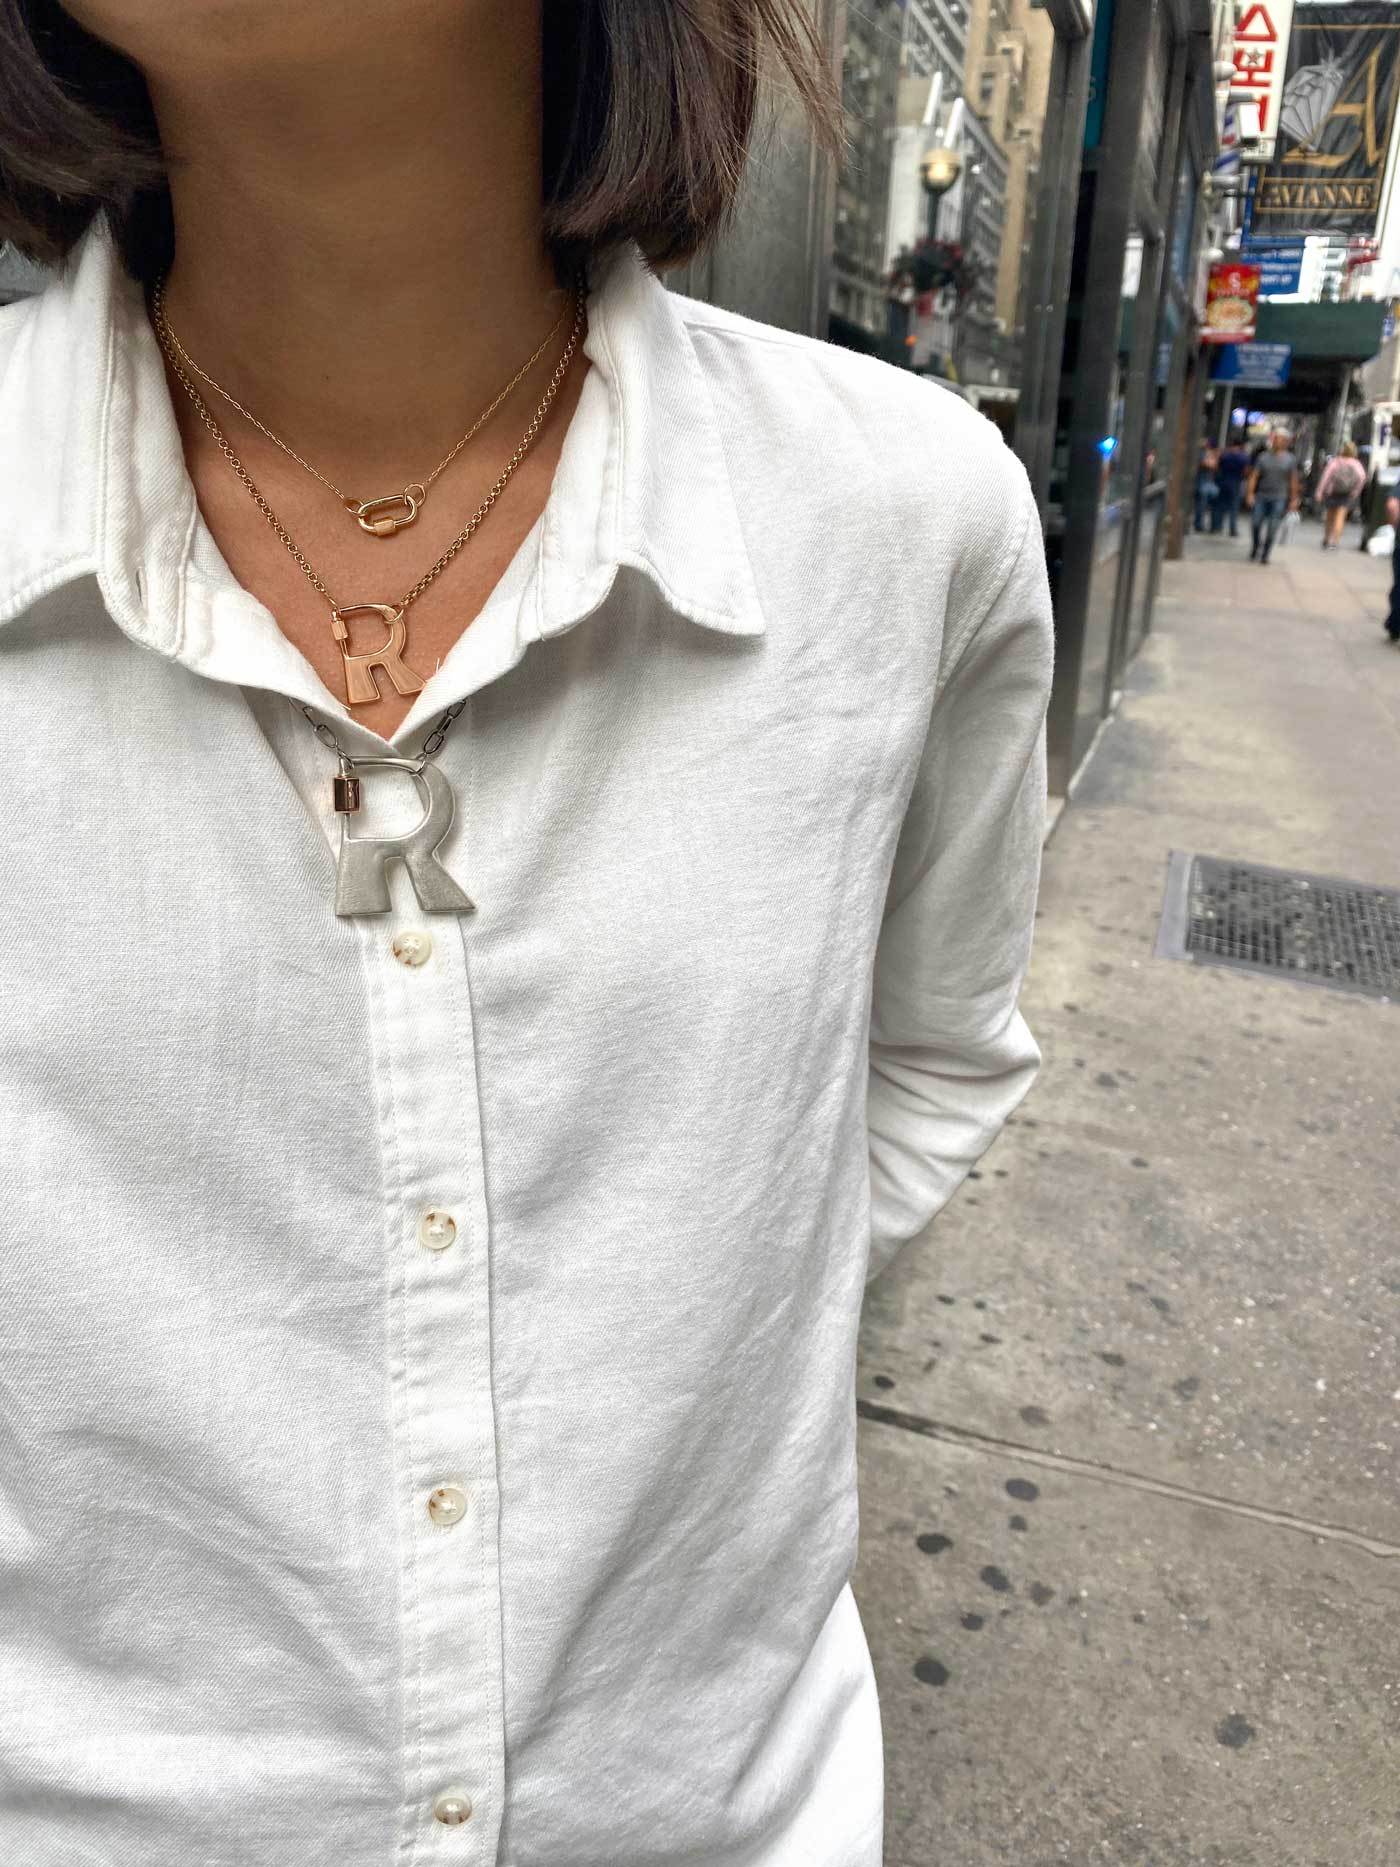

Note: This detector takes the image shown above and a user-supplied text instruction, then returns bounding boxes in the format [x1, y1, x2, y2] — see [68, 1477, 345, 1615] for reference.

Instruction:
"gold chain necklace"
[154, 285, 587, 709]
[152, 276, 572, 537]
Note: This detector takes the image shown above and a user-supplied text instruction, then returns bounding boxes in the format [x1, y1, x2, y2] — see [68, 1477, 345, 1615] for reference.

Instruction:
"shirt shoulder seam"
[675, 312, 814, 355]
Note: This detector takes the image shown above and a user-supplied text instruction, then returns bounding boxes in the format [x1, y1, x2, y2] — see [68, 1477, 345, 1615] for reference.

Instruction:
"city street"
[855, 522, 1400, 1866]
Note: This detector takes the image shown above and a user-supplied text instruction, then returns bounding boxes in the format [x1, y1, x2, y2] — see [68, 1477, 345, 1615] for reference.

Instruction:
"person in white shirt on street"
[0, 4, 1053, 1862]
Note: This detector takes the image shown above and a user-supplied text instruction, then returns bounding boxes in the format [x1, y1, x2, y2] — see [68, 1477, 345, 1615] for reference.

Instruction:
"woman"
[0, 4, 1052, 1863]
[1315, 439, 1367, 550]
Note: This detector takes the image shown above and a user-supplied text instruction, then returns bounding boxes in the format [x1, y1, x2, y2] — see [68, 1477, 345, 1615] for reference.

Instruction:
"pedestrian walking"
[1211, 437, 1250, 536]
[0, 5, 1054, 1865]
[1358, 455, 1392, 546]
[1245, 430, 1301, 563]
[1193, 437, 1221, 532]
[1315, 441, 1366, 550]
[1385, 493, 1400, 643]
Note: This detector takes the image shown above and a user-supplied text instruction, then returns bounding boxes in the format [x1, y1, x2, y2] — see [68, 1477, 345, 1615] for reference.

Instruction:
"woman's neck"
[147, 4, 559, 477]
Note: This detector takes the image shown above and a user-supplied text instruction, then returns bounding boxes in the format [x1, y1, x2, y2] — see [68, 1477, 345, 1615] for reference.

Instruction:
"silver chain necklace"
[298, 700, 474, 919]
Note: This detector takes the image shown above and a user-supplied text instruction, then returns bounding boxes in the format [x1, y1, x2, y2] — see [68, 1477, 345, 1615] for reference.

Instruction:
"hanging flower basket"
[886, 238, 982, 304]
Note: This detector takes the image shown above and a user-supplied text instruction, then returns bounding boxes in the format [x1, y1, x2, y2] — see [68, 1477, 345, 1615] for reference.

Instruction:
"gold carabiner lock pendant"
[350, 483, 426, 538]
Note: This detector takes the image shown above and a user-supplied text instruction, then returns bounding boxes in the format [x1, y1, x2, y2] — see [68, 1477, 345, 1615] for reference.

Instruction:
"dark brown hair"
[0, 0, 841, 282]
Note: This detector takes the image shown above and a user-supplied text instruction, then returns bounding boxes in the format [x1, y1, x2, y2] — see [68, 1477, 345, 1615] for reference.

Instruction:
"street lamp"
[910, 109, 967, 379]
[920, 145, 963, 239]
[921, 147, 963, 193]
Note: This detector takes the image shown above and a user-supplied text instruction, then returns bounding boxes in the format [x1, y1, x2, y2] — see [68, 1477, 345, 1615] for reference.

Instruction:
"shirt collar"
[545, 239, 765, 641]
[0, 222, 765, 663]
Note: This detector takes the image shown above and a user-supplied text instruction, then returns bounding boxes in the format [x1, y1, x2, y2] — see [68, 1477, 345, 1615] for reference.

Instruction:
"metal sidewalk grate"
[1156, 852, 1400, 1003]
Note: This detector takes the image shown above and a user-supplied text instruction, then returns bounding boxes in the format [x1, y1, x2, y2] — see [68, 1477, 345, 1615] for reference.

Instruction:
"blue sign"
[1241, 239, 1306, 295]
[1258, 252, 1303, 294]
[1210, 343, 1293, 388]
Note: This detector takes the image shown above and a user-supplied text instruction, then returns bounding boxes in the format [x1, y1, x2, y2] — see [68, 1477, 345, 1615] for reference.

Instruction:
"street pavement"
[855, 515, 1400, 1866]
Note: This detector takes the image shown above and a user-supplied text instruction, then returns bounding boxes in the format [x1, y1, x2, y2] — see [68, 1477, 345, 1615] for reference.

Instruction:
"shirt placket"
[291, 721, 506, 1861]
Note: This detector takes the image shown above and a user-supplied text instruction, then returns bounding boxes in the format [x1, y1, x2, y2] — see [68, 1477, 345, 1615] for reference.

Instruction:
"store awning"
[1253, 300, 1388, 365]
[1213, 300, 1389, 417]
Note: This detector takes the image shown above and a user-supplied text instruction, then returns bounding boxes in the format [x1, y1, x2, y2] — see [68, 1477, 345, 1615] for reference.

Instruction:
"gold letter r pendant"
[330, 604, 425, 708]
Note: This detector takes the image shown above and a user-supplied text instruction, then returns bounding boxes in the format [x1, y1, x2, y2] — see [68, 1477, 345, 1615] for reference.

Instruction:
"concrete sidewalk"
[855, 517, 1400, 1866]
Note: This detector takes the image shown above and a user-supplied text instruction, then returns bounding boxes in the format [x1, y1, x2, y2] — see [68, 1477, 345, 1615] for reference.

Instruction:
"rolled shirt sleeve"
[866, 467, 1054, 1282]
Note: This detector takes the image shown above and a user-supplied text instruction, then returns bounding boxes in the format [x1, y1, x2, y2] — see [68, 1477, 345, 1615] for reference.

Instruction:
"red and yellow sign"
[1203, 262, 1262, 344]
[1230, 2, 1296, 138]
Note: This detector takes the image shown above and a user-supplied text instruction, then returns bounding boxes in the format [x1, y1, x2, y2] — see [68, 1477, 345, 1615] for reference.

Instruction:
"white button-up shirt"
[0, 225, 1052, 1866]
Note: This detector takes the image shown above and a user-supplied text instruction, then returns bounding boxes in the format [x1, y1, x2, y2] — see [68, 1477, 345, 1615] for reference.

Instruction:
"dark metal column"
[1044, 0, 1155, 795]
[1105, 13, 1196, 695]
[1014, 13, 1094, 517]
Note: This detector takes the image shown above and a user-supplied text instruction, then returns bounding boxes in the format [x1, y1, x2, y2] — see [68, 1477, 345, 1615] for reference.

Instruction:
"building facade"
[877, 0, 1057, 391]
[961, 0, 1056, 344]
[952, 108, 1012, 382]
[829, 0, 905, 335]
[1028, 0, 1226, 797]
[899, 0, 970, 90]
[666, 0, 843, 337]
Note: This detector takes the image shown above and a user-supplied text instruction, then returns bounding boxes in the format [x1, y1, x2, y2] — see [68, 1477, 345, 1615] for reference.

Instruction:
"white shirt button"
[431, 1786, 474, 1825]
[427, 1484, 468, 1526]
[391, 930, 433, 968]
[418, 1209, 457, 1252]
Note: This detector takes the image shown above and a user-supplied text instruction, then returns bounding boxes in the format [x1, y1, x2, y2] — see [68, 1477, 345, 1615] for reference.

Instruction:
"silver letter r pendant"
[332, 757, 476, 919]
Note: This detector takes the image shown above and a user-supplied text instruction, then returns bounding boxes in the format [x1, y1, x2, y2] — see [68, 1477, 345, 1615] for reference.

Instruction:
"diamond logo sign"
[1253, 2, 1400, 239]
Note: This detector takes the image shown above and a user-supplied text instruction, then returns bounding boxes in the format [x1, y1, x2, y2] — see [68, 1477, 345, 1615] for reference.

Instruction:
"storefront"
[1019, 0, 1222, 797]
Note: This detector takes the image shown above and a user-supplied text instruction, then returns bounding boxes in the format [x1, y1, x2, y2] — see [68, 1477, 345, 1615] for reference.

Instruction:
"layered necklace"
[153, 275, 585, 711]
[151, 276, 587, 917]
[156, 282, 573, 539]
